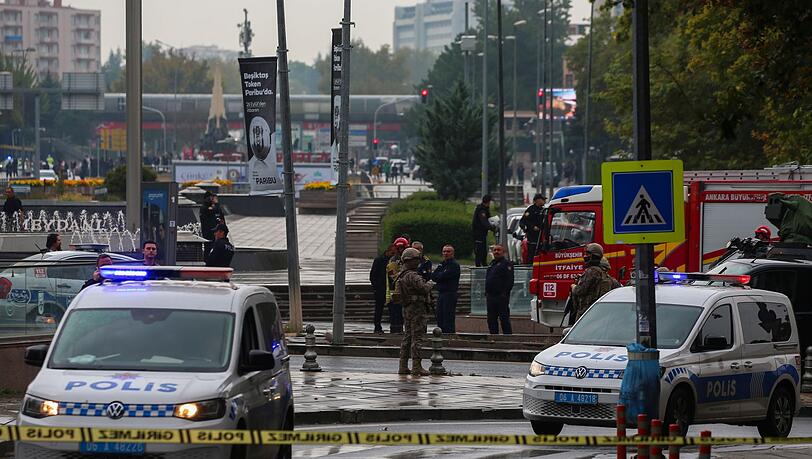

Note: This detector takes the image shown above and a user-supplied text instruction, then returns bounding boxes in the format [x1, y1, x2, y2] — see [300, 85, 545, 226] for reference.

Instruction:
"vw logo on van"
[574, 366, 588, 379]
[106, 401, 126, 420]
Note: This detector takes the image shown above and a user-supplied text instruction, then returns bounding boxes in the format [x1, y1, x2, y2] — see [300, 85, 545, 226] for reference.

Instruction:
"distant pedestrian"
[472, 195, 495, 267]
[411, 241, 432, 281]
[205, 223, 235, 268]
[3, 186, 23, 231]
[370, 245, 394, 334]
[485, 244, 514, 335]
[199, 191, 226, 258]
[517, 163, 525, 185]
[45, 233, 61, 252]
[391, 164, 400, 183]
[383, 161, 391, 182]
[142, 240, 160, 266]
[395, 247, 434, 376]
[431, 245, 460, 334]
[386, 237, 410, 333]
[81, 254, 114, 291]
[569, 243, 614, 324]
[519, 194, 547, 264]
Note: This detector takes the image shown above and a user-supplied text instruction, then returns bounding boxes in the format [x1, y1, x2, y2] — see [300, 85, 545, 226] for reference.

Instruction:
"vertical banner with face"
[330, 28, 342, 182]
[238, 56, 283, 195]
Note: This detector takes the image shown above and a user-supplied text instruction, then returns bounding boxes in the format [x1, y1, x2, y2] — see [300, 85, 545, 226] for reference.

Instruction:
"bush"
[382, 210, 472, 257]
[105, 165, 158, 197]
[405, 191, 439, 201]
[388, 199, 466, 216]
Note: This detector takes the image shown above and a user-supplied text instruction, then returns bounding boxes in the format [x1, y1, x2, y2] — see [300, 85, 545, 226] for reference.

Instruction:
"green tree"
[101, 48, 124, 91]
[105, 165, 157, 198]
[111, 42, 213, 93]
[315, 40, 412, 94]
[414, 81, 504, 200]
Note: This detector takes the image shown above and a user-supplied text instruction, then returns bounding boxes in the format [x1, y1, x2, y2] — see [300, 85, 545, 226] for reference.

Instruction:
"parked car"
[38, 170, 58, 183]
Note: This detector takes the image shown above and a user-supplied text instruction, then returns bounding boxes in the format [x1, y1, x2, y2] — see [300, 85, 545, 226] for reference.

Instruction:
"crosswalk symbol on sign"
[621, 186, 664, 226]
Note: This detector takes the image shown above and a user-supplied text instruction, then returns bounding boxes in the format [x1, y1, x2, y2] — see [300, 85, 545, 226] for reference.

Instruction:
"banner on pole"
[238, 56, 283, 195]
[330, 28, 342, 182]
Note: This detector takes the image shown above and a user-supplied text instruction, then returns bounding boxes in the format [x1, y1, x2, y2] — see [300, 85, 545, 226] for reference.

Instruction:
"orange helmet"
[755, 225, 771, 240]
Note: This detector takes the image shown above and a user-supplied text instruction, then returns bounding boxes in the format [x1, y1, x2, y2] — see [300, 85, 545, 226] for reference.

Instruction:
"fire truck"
[528, 166, 812, 326]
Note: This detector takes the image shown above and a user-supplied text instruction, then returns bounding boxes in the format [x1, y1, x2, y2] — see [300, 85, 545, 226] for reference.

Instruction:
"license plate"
[79, 442, 145, 455]
[554, 392, 598, 405]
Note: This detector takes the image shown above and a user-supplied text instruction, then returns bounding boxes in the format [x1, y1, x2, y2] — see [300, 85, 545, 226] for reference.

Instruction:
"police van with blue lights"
[523, 272, 801, 438]
[16, 266, 294, 459]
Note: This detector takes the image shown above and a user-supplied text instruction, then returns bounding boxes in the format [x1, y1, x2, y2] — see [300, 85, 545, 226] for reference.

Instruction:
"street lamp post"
[373, 98, 407, 151]
[582, 0, 595, 183]
[142, 106, 166, 162]
[510, 20, 526, 187]
[496, 0, 508, 249]
[481, 0, 489, 197]
[155, 39, 180, 157]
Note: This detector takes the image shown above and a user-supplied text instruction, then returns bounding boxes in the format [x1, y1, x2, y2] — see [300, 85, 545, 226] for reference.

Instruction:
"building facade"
[0, 0, 100, 78]
[393, 0, 479, 54]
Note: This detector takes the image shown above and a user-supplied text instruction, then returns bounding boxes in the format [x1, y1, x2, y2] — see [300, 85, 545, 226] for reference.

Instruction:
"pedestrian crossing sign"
[601, 160, 684, 244]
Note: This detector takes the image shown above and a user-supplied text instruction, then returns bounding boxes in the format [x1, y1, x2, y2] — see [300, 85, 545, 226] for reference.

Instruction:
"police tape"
[2, 426, 812, 446]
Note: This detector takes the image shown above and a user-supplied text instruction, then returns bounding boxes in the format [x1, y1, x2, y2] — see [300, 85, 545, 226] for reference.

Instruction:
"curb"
[296, 407, 524, 425]
[288, 343, 538, 363]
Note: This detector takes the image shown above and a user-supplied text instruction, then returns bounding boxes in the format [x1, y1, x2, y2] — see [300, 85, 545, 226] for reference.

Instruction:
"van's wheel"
[758, 386, 794, 438]
[275, 412, 294, 459]
[664, 386, 694, 436]
[530, 420, 563, 436]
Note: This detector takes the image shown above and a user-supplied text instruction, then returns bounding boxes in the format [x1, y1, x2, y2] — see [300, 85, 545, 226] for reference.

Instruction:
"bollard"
[616, 404, 627, 459]
[667, 423, 680, 459]
[429, 327, 447, 375]
[697, 430, 711, 459]
[637, 413, 650, 459]
[650, 419, 663, 459]
[300, 324, 322, 372]
[802, 346, 812, 393]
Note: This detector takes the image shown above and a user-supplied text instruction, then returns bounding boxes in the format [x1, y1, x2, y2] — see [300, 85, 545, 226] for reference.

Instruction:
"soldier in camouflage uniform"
[394, 248, 435, 376]
[569, 243, 614, 323]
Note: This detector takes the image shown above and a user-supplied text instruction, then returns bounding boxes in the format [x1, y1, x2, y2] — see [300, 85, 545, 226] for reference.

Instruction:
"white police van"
[17, 266, 294, 459]
[523, 272, 801, 438]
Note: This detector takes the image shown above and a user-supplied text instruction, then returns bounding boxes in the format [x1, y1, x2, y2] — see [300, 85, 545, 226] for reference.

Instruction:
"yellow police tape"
[2, 426, 812, 446]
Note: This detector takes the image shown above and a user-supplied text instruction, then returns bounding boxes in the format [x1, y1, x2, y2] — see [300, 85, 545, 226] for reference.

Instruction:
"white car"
[39, 170, 58, 182]
[17, 266, 294, 459]
[523, 272, 801, 438]
[0, 251, 136, 333]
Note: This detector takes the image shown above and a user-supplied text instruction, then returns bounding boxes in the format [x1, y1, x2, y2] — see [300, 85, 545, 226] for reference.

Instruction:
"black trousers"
[474, 240, 488, 267]
[388, 303, 404, 333]
[486, 294, 512, 335]
[436, 292, 457, 334]
[373, 288, 386, 331]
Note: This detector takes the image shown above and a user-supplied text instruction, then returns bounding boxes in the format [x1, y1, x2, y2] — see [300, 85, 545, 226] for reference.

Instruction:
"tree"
[110, 42, 213, 93]
[101, 48, 124, 91]
[315, 40, 416, 94]
[414, 81, 504, 200]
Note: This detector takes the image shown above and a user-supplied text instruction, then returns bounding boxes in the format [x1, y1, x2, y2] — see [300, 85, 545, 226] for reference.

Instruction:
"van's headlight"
[529, 361, 545, 377]
[173, 399, 225, 421]
[22, 396, 59, 418]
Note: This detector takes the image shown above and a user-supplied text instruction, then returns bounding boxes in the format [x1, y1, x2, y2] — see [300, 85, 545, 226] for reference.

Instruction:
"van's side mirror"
[241, 349, 275, 373]
[24, 344, 48, 367]
[702, 335, 729, 351]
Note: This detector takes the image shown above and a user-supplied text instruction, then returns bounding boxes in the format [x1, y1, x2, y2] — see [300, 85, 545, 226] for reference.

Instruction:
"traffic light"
[373, 137, 379, 150]
[420, 88, 429, 104]
[538, 88, 544, 98]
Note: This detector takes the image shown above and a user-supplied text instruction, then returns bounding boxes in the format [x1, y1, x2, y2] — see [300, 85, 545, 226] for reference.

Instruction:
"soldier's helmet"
[401, 247, 421, 262]
[585, 243, 604, 258]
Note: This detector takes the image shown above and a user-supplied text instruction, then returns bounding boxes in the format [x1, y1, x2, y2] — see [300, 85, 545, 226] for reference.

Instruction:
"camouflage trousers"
[399, 303, 427, 361]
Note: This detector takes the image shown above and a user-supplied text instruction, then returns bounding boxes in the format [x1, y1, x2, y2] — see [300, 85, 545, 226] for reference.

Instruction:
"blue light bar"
[551, 185, 594, 200]
[656, 271, 750, 285]
[99, 266, 233, 282]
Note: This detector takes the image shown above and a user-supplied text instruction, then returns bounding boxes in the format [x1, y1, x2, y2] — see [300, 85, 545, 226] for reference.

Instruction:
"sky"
[68, 0, 592, 64]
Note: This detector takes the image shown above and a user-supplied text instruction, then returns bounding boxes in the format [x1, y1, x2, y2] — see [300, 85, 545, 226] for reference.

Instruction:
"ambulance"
[529, 166, 812, 326]
[523, 272, 801, 437]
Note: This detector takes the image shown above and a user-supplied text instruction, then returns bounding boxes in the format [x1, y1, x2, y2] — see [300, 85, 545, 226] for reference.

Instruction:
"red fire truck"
[528, 167, 812, 326]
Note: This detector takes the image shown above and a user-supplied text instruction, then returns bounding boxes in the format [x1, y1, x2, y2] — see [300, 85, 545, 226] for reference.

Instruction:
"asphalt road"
[293, 419, 812, 458]
[289, 355, 532, 379]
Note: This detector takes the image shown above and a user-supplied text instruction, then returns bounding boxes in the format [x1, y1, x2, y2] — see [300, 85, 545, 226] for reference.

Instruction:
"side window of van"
[256, 301, 282, 351]
[693, 304, 733, 351]
[738, 302, 792, 344]
[751, 270, 797, 304]
[239, 308, 260, 367]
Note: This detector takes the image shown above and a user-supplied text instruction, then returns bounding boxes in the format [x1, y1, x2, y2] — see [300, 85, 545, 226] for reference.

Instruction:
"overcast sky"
[68, 0, 591, 64]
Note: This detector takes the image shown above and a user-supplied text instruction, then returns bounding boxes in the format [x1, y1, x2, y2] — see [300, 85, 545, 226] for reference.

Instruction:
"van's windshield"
[563, 302, 703, 349]
[50, 308, 234, 372]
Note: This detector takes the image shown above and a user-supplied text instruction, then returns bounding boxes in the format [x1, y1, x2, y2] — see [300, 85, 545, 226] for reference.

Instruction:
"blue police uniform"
[485, 257, 514, 334]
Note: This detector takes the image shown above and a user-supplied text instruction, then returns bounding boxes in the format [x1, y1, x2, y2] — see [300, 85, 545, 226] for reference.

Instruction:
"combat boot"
[410, 359, 430, 376]
[398, 358, 410, 375]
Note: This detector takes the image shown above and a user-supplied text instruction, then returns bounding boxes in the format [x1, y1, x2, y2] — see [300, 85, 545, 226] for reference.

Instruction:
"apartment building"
[393, 0, 481, 54]
[0, 0, 101, 78]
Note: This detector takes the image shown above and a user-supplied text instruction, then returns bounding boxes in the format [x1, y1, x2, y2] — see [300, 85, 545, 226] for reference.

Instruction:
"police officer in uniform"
[519, 193, 546, 264]
[395, 248, 435, 376]
[485, 244, 514, 334]
[472, 195, 495, 267]
[205, 223, 235, 268]
[569, 243, 614, 323]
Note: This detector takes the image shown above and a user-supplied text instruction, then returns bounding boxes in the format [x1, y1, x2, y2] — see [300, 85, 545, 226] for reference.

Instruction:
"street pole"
[496, 0, 508, 250]
[125, 0, 142, 235]
[582, 0, 595, 183]
[535, 9, 542, 195]
[34, 94, 40, 180]
[480, 0, 489, 196]
[511, 33, 518, 187]
[142, 106, 166, 159]
[332, 0, 352, 345]
[464, 2, 469, 87]
[547, 0, 556, 199]
[633, 0, 656, 350]
[276, 0, 304, 333]
[540, 3, 548, 195]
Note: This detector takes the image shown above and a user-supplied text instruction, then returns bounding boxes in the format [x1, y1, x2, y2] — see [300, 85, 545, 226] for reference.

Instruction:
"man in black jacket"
[370, 245, 393, 334]
[206, 223, 235, 268]
[519, 193, 546, 264]
[81, 254, 113, 291]
[200, 191, 225, 257]
[485, 244, 514, 334]
[472, 195, 494, 267]
[431, 244, 461, 333]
